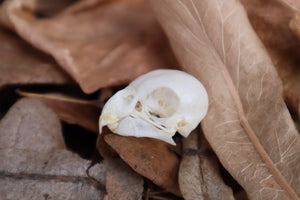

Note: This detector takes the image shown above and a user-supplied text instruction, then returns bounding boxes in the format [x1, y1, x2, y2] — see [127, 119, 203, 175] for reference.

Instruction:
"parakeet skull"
[99, 69, 208, 145]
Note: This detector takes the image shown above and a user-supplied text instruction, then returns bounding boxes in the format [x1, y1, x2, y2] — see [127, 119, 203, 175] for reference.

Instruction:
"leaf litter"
[0, 0, 299, 199]
[0, 27, 72, 88]
[17, 89, 101, 133]
[150, 0, 300, 199]
[179, 128, 235, 200]
[240, 0, 300, 121]
[0, 0, 177, 93]
[0, 98, 107, 200]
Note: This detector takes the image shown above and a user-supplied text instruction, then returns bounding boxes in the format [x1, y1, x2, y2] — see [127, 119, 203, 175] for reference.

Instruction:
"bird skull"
[99, 69, 208, 145]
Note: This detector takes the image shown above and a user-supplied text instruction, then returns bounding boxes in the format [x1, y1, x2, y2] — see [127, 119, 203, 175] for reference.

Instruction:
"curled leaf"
[0, 28, 72, 88]
[0, 0, 176, 93]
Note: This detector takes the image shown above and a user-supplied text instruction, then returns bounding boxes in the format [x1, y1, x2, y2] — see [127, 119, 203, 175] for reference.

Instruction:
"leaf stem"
[16, 89, 100, 106]
[221, 69, 299, 200]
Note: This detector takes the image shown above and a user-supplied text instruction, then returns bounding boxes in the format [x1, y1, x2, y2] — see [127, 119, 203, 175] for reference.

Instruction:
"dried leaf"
[0, 151, 106, 200]
[104, 158, 144, 200]
[290, 13, 300, 39]
[0, 28, 72, 88]
[150, 1, 300, 199]
[0, 98, 107, 199]
[277, 0, 300, 11]
[240, 0, 300, 120]
[179, 129, 234, 200]
[41, 98, 100, 133]
[235, 190, 250, 200]
[17, 90, 100, 133]
[104, 134, 181, 196]
[0, 97, 65, 151]
[26, 0, 76, 16]
[179, 130, 203, 200]
[0, 0, 176, 93]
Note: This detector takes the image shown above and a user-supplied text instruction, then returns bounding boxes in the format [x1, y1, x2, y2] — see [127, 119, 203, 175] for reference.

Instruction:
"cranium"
[99, 69, 208, 145]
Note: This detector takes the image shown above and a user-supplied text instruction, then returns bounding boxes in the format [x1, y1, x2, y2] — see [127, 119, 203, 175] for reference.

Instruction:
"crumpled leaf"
[0, 27, 72, 88]
[0, 0, 176, 93]
[0, 98, 107, 199]
[104, 158, 144, 200]
[104, 134, 181, 196]
[179, 129, 234, 200]
[240, 0, 300, 120]
[150, 1, 300, 199]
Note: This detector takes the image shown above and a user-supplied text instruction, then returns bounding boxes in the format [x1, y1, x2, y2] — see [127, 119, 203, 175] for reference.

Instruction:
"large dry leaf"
[104, 158, 144, 200]
[240, 0, 300, 120]
[179, 129, 234, 200]
[150, 1, 300, 199]
[0, 27, 72, 88]
[104, 134, 181, 196]
[0, 0, 176, 93]
[0, 98, 107, 199]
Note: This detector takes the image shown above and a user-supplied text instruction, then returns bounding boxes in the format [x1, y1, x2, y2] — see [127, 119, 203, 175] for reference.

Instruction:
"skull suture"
[99, 69, 208, 145]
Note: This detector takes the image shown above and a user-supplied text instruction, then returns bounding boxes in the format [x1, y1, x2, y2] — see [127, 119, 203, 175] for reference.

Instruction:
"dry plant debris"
[17, 90, 101, 133]
[0, 0, 299, 200]
[179, 129, 235, 200]
[0, 27, 72, 88]
[104, 158, 144, 200]
[104, 134, 181, 196]
[0, 98, 107, 200]
[150, 0, 300, 199]
[0, 0, 176, 93]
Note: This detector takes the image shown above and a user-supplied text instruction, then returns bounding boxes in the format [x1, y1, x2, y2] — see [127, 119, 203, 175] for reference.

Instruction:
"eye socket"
[145, 87, 179, 118]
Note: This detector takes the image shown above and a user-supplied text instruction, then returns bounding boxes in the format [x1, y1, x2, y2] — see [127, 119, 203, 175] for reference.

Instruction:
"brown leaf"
[0, 0, 177, 93]
[104, 158, 144, 200]
[179, 129, 234, 200]
[42, 98, 100, 133]
[0, 97, 107, 199]
[0, 150, 107, 200]
[240, 0, 300, 121]
[235, 190, 250, 200]
[27, 0, 76, 17]
[0, 27, 72, 88]
[150, 1, 300, 199]
[277, 0, 300, 11]
[104, 134, 181, 196]
[17, 90, 100, 133]
[290, 13, 300, 39]
[0, 97, 65, 151]
[179, 130, 203, 200]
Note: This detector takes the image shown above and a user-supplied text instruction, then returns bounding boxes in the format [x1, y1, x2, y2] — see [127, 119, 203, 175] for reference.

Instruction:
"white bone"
[99, 69, 208, 145]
